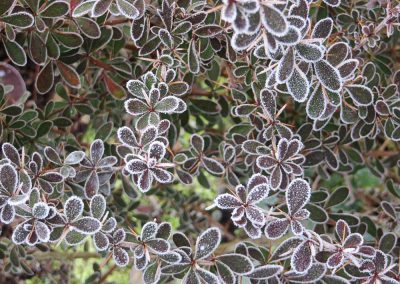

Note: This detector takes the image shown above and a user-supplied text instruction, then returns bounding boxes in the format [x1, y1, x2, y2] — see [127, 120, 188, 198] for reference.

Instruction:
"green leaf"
[0, 0, 14, 15]
[191, 98, 220, 114]
[1, 12, 34, 28]
[0, 105, 22, 116]
[29, 32, 47, 65]
[40, 0, 70, 18]
[36, 120, 53, 138]
[53, 32, 83, 48]
[46, 33, 60, 59]
[387, 179, 400, 198]
[188, 40, 200, 74]
[379, 233, 396, 253]
[10, 246, 20, 267]
[194, 25, 223, 38]
[74, 17, 101, 38]
[3, 39, 27, 66]
[53, 117, 73, 128]
[95, 121, 113, 140]
[325, 186, 349, 208]
[305, 203, 328, 223]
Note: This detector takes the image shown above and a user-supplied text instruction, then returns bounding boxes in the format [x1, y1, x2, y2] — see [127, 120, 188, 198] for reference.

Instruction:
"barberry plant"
[0, 0, 399, 283]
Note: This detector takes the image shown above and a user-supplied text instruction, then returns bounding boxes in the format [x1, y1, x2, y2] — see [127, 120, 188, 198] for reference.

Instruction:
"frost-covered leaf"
[127, 159, 147, 174]
[345, 85, 373, 106]
[94, 232, 109, 251]
[290, 263, 327, 283]
[190, 134, 204, 154]
[312, 18, 333, 39]
[307, 84, 326, 119]
[196, 267, 219, 284]
[64, 196, 83, 222]
[291, 241, 312, 273]
[1, 12, 34, 28]
[65, 230, 87, 246]
[0, 163, 17, 192]
[322, 0, 340, 7]
[65, 151, 85, 165]
[288, 65, 309, 102]
[276, 48, 294, 83]
[188, 40, 200, 74]
[92, 0, 112, 17]
[113, 247, 129, 267]
[315, 60, 342, 92]
[2, 143, 20, 165]
[126, 80, 147, 98]
[1, 203, 15, 224]
[203, 157, 225, 175]
[90, 194, 106, 219]
[217, 253, 253, 274]
[270, 237, 303, 261]
[146, 238, 170, 253]
[260, 89, 276, 119]
[116, 0, 139, 19]
[296, 43, 324, 62]
[90, 139, 104, 164]
[195, 227, 221, 260]
[32, 202, 50, 219]
[231, 32, 258, 51]
[155, 97, 179, 113]
[142, 222, 158, 241]
[287, 179, 311, 215]
[246, 264, 283, 279]
[125, 98, 148, 115]
[265, 219, 290, 239]
[71, 217, 101, 234]
[261, 4, 288, 36]
[194, 25, 224, 38]
[215, 194, 241, 209]
[85, 171, 99, 199]
[143, 261, 161, 284]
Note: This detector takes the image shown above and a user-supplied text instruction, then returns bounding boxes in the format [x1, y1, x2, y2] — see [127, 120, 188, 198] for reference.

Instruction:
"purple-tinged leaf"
[195, 227, 221, 260]
[343, 233, 363, 248]
[1, 203, 15, 224]
[2, 143, 20, 165]
[196, 267, 219, 284]
[90, 194, 106, 219]
[94, 232, 109, 251]
[90, 139, 104, 164]
[202, 157, 225, 175]
[142, 222, 158, 241]
[113, 247, 129, 267]
[0, 163, 17, 192]
[276, 48, 294, 83]
[265, 219, 290, 239]
[312, 18, 333, 39]
[291, 241, 312, 273]
[85, 171, 99, 199]
[146, 238, 170, 254]
[215, 194, 242, 209]
[287, 178, 311, 215]
[260, 4, 288, 36]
